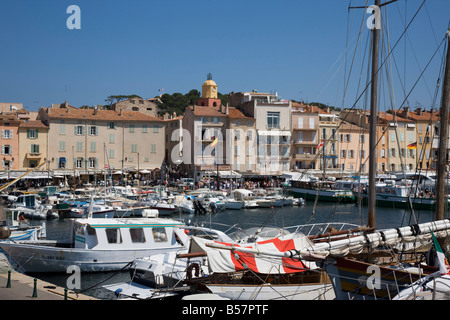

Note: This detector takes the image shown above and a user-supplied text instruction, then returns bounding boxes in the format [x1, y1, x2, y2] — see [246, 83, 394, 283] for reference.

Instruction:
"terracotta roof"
[0, 114, 20, 122]
[19, 120, 48, 129]
[43, 108, 162, 122]
[378, 111, 413, 122]
[227, 107, 253, 120]
[188, 105, 225, 117]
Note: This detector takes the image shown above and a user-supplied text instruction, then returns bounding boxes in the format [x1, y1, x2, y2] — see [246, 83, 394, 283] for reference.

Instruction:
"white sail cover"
[192, 234, 319, 274]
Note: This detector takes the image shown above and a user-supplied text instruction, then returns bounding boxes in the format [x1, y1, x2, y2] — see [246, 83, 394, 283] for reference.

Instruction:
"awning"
[258, 130, 291, 136]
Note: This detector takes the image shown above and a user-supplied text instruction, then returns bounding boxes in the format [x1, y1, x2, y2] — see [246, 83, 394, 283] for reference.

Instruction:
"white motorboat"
[67, 202, 115, 218]
[10, 194, 50, 220]
[222, 197, 244, 210]
[0, 217, 189, 273]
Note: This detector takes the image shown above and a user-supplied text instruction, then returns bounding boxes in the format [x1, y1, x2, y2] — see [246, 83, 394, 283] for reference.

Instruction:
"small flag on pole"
[407, 142, 417, 149]
[316, 140, 324, 149]
[209, 137, 219, 148]
[105, 164, 109, 169]
[432, 232, 450, 275]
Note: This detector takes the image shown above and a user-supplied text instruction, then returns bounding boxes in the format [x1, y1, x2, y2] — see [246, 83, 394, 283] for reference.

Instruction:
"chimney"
[226, 103, 229, 115]
[119, 108, 122, 116]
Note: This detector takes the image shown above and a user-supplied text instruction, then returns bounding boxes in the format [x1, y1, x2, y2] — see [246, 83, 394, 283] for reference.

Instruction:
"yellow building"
[18, 120, 49, 169]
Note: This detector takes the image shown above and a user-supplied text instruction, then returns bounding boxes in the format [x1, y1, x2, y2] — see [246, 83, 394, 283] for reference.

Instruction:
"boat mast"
[436, 29, 450, 221]
[368, 0, 381, 228]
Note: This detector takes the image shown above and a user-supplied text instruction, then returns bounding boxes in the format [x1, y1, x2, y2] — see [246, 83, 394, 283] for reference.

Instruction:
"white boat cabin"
[71, 218, 187, 250]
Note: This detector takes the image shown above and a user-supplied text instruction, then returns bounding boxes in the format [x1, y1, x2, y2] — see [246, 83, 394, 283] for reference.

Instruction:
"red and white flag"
[316, 140, 324, 149]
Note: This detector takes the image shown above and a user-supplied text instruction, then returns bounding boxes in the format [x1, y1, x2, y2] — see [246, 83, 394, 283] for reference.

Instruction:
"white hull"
[223, 200, 244, 210]
[206, 283, 335, 300]
[0, 241, 184, 273]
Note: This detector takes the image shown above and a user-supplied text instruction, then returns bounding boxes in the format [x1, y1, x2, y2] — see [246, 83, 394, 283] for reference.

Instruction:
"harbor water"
[11, 201, 439, 299]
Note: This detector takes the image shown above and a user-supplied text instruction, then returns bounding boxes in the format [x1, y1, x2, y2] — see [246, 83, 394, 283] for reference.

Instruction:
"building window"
[75, 125, 84, 135]
[29, 160, 38, 168]
[142, 125, 148, 133]
[151, 144, 156, 153]
[27, 129, 38, 139]
[109, 134, 115, 144]
[89, 126, 98, 135]
[2, 145, 12, 155]
[267, 112, 280, 129]
[76, 141, 83, 152]
[131, 144, 137, 153]
[90, 142, 96, 152]
[88, 157, 97, 168]
[59, 141, 66, 152]
[59, 157, 66, 168]
[30, 144, 40, 154]
[109, 149, 115, 159]
[76, 158, 84, 168]
[59, 124, 65, 135]
[1, 129, 13, 139]
[153, 125, 159, 133]
[109, 122, 116, 129]
[129, 124, 135, 133]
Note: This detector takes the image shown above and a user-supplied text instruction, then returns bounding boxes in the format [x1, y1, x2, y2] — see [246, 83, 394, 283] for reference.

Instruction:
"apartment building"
[338, 120, 369, 174]
[389, 107, 439, 171]
[291, 102, 319, 170]
[18, 120, 49, 170]
[37, 106, 165, 176]
[0, 114, 20, 171]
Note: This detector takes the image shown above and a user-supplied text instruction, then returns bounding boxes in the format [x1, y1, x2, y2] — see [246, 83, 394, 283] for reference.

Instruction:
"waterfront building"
[235, 91, 292, 175]
[290, 102, 320, 170]
[388, 107, 438, 171]
[18, 120, 49, 170]
[378, 111, 416, 173]
[338, 120, 369, 175]
[0, 114, 20, 172]
[37, 105, 165, 178]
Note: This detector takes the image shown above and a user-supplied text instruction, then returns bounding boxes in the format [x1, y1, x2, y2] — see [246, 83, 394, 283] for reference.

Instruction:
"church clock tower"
[197, 73, 222, 107]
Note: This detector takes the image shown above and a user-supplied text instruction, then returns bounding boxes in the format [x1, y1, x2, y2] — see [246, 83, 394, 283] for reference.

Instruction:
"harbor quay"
[0, 252, 96, 300]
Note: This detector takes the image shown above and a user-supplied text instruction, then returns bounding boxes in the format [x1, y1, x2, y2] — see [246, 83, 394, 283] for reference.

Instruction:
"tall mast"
[436, 29, 450, 221]
[367, 0, 381, 228]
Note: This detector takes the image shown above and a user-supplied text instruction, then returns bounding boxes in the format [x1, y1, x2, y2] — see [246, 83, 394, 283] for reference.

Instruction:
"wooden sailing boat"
[326, 0, 450, 299]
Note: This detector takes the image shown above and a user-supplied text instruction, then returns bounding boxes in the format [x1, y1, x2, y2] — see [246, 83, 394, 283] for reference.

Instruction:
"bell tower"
[197, 73, 221, 107]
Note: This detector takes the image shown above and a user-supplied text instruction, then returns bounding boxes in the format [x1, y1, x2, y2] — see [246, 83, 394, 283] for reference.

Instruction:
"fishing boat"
[289, 178, 356, 203]
[10, 194, 54, 220]
[0, 208, 46, 242]
[0, 216, 188, 273]
[354, 180, 449, 210]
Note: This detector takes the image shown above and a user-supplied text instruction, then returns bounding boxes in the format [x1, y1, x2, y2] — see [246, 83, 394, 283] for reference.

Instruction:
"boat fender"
[186, 263, 200, 279]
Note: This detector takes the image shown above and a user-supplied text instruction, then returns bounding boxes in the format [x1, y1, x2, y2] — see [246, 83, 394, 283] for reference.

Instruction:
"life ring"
[186, 263, 200, 280]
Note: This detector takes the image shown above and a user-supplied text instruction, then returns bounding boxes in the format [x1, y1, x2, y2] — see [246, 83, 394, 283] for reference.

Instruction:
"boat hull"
[289, 187, 356, 203]
[205, 283, 335, 300]
[0, 241, 184, 273]
[355, 193, 448, 210]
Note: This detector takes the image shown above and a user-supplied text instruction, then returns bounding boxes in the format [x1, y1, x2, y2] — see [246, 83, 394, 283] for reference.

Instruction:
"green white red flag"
[432, 232, 450, 275]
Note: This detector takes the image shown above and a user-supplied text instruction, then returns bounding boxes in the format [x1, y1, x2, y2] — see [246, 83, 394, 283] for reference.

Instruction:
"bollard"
[32, 278, 37, 298]
[6, 270, 11, 288]
[64, 288, 68, 300]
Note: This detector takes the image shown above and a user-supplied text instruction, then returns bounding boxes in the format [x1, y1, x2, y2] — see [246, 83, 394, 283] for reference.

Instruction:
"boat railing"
[285, 222, 362, 238]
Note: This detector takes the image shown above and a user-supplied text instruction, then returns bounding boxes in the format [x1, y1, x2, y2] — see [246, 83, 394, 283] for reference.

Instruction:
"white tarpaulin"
[192, 234, 319, 274]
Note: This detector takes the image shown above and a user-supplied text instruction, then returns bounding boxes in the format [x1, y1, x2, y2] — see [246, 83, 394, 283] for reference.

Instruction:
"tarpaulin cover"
[193, 234, 318, 274]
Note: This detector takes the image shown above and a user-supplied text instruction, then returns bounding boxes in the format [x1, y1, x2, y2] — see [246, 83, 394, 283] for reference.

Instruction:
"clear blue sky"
[0, 0, 449, 111]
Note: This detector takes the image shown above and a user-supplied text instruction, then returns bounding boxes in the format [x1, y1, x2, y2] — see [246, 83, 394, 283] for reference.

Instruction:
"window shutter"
[27, 129, 30, 138]
[35, 129, 38, 138]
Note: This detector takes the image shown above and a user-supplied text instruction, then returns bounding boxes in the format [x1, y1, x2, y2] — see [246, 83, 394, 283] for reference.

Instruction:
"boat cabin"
[71, 218, 186, 250]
